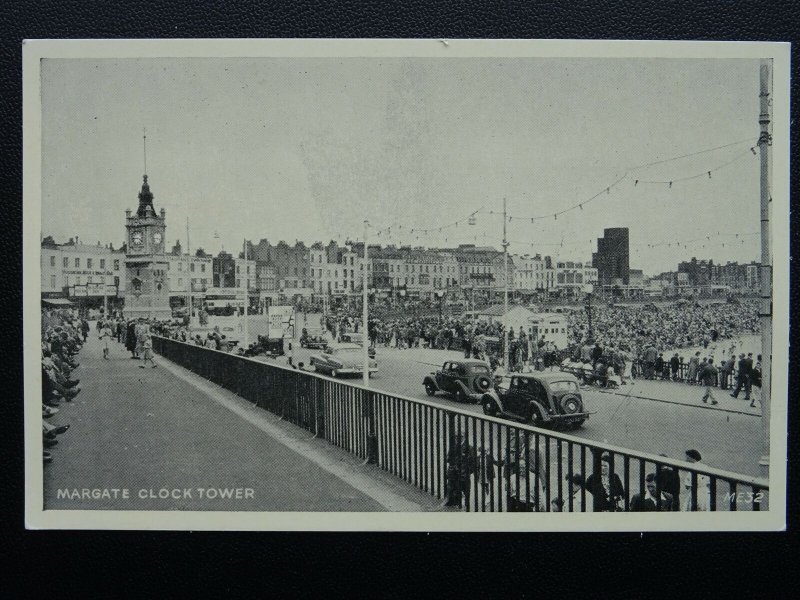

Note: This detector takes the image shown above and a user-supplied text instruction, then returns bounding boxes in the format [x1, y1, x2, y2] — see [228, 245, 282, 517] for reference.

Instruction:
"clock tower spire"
[123, 130, 170, 320]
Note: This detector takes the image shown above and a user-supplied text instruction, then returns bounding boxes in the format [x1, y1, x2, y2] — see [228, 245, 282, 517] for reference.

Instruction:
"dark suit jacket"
[585, 473, 625, 511]
[738, 357, 752, 378]
[629, 491, 674, 512]
[655, 466, 681, 499]
[742, 357, 753, 377]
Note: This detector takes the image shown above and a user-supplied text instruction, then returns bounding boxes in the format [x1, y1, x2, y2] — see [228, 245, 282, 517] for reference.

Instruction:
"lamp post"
[362, 220, 369, 386]
[583, 283, 594, 341]
[242, 237, 249, 351]
[502, 197, 510, 368]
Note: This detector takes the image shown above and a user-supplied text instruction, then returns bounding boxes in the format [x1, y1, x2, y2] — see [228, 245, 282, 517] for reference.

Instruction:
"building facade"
[40, 236, 125, 310]
[166, 241, 213, 309]
[554, 261, 598, 297]
[512, 253, 550, 295]
[592, 227, 630, 286]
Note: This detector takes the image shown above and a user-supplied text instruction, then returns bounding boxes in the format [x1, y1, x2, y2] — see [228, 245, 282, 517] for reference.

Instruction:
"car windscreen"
[549, 380, 579, 393]
[334, 349, 362, 357]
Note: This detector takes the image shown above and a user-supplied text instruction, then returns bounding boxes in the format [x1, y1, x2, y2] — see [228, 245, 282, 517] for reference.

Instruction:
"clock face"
[131, 231, 143, 246]
[153, 232, 162, 245]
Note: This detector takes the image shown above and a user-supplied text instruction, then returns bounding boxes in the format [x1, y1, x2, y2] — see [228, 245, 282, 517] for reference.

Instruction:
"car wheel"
[560, 395, 582, 415]
[482, 398, 499, 417]
[453, 388, 466, 403]
[424, 383, 436, 396]
[570, 420, 586, 430]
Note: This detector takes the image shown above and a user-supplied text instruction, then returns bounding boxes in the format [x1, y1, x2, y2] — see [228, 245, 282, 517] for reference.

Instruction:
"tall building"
[123, 175, 171, 319]
[592, 227, 630, 286]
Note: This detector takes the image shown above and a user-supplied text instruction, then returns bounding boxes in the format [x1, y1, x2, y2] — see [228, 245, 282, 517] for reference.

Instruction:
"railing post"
[363, 390, 378, 464]
[313, 379, 325, 438]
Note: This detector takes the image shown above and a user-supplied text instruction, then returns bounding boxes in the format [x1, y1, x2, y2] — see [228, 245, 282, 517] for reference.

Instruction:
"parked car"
[422, 359, 494, 403]
[479, 372, 591, 429]
[338, 332, 376, 358]
[560, 359, 620, 388]
[300, 331, 329, 349]
[310, 343, 378, 377]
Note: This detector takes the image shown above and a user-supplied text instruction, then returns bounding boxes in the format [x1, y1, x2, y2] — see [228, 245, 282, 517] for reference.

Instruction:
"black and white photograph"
[23, 39, 789, 530]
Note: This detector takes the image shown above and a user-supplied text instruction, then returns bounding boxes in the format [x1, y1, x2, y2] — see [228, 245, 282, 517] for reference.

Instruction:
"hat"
[600, 452, 613, 464]
[685, 449, 702, 461]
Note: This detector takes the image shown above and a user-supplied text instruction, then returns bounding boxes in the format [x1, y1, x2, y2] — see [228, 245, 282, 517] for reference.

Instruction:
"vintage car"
[422, 359, 494, 403]
[480, 372, 592, 429]
[299, 331, 329, 350]
[560, 359, 620, 388]
[310, 343, 378, 377]
[338, 332, 376, 359]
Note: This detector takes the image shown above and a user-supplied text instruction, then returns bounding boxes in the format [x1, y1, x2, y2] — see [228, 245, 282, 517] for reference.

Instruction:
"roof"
[475, 304, 532, 317]
[42, 298, 73, 306]
[513, 371, 578, 382]
[447, 359, 491, 367]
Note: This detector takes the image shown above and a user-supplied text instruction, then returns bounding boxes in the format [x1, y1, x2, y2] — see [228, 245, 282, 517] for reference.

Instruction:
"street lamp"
[583, 283, 594, 341]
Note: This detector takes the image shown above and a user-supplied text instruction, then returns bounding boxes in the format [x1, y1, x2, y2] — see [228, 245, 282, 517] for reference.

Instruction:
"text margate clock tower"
[123, 174, 171, 320]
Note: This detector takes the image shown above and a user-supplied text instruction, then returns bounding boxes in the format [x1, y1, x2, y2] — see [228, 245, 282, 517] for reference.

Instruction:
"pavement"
[42, 333, 441, 511]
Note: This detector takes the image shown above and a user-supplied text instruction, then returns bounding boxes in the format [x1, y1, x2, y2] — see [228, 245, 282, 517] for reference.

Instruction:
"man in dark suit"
[670, 353, 681, 381]
[719, 355, 735, 389]
[655, 454, 681, 511]
[630, 473, 675, 512]
[731, 352, 753, 400]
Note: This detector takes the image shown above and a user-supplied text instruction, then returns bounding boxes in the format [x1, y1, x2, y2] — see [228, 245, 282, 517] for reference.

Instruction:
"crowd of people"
[320, 298, 762, 391]
[444, 436, 714, 513]
[559, 299, 763, 402]
[566, 299, 759, 363]
[40, 309, 85, 463]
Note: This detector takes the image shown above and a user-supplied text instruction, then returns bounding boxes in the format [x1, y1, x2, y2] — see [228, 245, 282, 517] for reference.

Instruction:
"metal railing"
[153, 336, 768, 512]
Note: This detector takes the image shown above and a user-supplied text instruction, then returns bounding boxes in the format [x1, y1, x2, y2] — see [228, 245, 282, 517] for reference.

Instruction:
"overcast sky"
[41, 57, 764, 274]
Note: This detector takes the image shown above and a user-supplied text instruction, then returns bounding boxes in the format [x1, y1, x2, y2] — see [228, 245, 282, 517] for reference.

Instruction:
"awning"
[42, 298, 73, 306]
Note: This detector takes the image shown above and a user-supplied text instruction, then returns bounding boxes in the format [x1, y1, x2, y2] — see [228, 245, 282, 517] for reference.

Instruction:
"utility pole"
[757, 60, 772, 470]
[362, 220, 370, 386]
[502, 197, 510, 368]
[102, 258, 108, 318]
[243, 237, 249, 351]
[186, 217, 192, 323]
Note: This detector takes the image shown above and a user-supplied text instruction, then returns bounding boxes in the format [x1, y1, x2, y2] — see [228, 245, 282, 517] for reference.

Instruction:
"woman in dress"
[585, 453, 626, 512]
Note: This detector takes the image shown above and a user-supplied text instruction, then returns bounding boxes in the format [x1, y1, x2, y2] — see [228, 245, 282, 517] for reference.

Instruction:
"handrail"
[153, 335, 768, 491]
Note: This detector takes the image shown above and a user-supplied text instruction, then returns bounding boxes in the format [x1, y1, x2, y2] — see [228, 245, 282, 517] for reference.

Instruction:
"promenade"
[43, 331, 439, 512]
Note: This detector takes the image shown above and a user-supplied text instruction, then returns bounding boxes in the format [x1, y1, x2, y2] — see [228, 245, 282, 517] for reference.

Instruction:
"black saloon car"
[479, 372, 591, 429]
[423, 359, 494, 403]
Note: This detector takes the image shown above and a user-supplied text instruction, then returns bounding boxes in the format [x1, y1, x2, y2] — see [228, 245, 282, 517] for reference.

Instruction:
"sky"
[40, 57, 765, 275]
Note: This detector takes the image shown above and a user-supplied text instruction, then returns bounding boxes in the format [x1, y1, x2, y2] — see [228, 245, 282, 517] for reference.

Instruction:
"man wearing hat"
[683, 449, 711, 511]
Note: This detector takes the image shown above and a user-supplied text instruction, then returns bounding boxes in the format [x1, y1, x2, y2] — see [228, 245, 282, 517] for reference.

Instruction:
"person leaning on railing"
[629, 473, 675, 511]
[585, 453, 626, 512]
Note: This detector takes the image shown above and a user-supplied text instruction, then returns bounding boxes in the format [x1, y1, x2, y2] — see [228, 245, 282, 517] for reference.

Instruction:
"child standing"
[99, 321, 113, 360]
[139, 329, 157, 368]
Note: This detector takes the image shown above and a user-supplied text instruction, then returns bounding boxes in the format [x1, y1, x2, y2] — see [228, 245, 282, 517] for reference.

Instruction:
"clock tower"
[123, 174, 171, 320]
